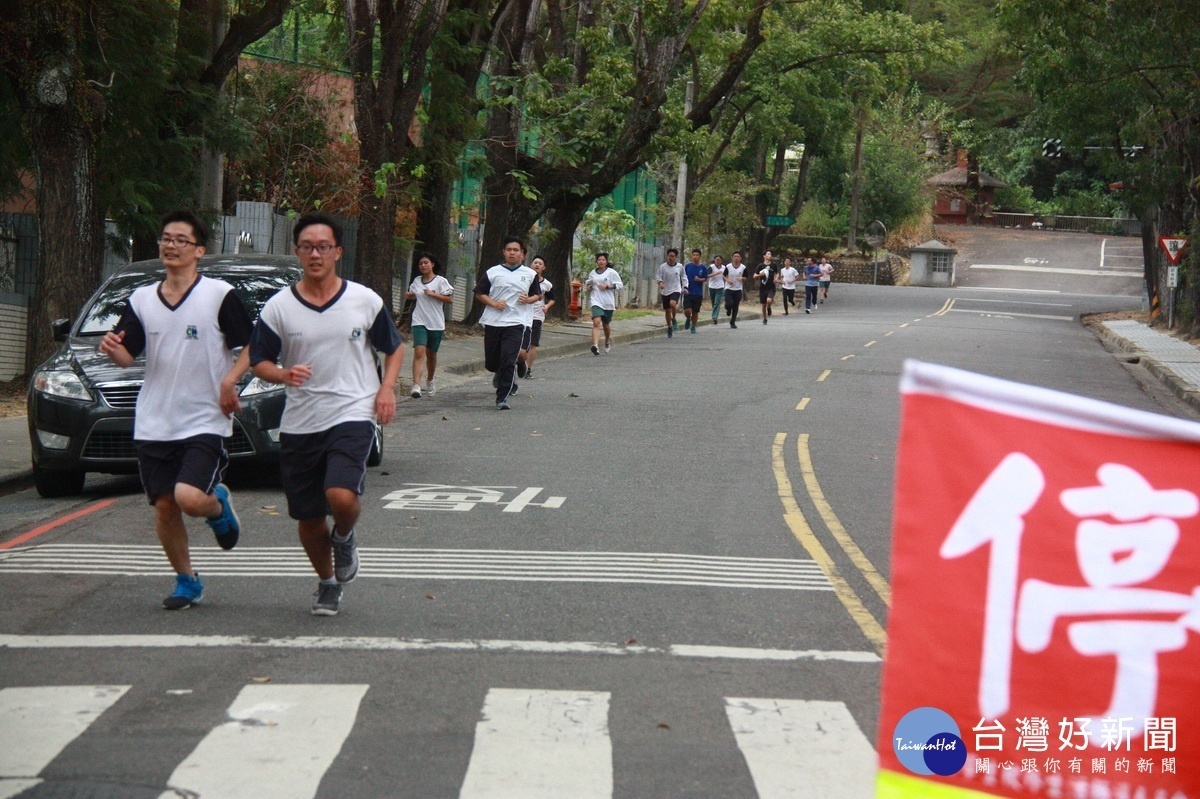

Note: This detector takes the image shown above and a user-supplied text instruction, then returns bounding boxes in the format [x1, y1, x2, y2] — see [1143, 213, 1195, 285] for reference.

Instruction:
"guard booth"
[908, 239, 957, 287]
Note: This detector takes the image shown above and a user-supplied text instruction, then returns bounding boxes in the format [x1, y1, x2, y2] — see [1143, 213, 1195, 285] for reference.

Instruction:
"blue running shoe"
[206, 484, 240, 550]
[163, 572, 203, 610]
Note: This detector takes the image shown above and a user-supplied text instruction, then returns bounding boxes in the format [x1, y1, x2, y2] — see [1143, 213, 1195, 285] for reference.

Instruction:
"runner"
[475, 236, 542, 409]
[522, 256, 555, 377]
[778, 257, 800, 315]
[585, 252, 623, 355]
[707, 254, 726, 325]
[724, 251, 746, 328]
[656, 247, 685, 338]
[99, 210, 251, 611]
[249, 212, 405, 616]
[804, 256, 823, 313]
[405, 252, 453, 398]
[683, 248, 708, 334]
[753, 250, 778, 325]
[818, 255, 835, 303]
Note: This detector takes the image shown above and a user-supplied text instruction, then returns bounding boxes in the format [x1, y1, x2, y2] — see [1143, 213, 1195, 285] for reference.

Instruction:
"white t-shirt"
[408, 274, 454, 330]
[475, 263, 541, 328]
[819, 263, 834, 281]
[585, 268, 623, 311]
[532, 278, 554, 322]
[656, 262, 685, 295]
[250, 280, 402, 435]
[779, 266, 800, 289]
[725, 263, 746, 291]
[707, 264, 726, 289]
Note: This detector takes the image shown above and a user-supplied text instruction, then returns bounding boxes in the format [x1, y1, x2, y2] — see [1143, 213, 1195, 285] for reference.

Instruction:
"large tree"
[342, 0, 450, 311]
[1, 0, 292, 373]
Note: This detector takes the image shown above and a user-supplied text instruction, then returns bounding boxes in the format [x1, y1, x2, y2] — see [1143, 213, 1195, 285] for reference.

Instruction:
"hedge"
[770, 234, 841, 256]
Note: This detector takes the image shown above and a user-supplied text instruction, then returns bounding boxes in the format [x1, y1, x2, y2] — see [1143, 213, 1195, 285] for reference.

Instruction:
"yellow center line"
[771, 433, 886, 655]
[817, 370, 831, 382]
[929, 298, 957, 317]
[795, 397, 810, 411]
[797, 434, 892, 606]
[864, 341, 876, 348]
[841, 354, 855, 361]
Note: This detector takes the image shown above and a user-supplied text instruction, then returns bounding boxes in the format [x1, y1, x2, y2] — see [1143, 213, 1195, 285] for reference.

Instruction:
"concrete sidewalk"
[0, 308, 750, 491]
[4, 313, 1198, 493]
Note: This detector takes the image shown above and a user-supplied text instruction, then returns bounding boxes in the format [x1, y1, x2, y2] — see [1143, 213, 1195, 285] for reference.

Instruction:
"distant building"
[927, 150, 1007, 224]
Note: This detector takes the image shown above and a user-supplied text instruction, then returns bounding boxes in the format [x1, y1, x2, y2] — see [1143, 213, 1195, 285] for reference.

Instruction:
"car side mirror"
[51, 318, 71, 342]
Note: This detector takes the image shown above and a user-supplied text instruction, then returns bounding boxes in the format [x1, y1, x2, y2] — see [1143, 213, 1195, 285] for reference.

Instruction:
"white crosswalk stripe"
[1, 684, 877, 798]
[0, 544, 833, 591]
[726, 698, 876, 799]
[159, 684, 369, 799]
[0, 685, 130, 799]
[459, 689, 613, 799]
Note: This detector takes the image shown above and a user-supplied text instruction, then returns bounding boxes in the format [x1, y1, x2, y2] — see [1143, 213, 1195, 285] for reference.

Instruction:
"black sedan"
[27, 254, 383, 497]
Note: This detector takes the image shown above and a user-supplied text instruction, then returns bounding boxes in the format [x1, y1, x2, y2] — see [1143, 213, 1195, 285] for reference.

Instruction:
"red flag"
[879, 361, 1200, 798]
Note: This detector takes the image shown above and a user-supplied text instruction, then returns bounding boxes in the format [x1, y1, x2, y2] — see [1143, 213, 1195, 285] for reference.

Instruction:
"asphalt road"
[2, 231, 1186, 799]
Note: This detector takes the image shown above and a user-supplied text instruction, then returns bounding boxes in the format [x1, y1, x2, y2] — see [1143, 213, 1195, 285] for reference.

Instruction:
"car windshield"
[76, 266, 299, 335]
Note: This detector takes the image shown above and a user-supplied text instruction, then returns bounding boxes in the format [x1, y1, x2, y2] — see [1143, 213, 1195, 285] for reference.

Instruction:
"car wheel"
[366, 424, 384, 467]
[33, 465, 86, 498]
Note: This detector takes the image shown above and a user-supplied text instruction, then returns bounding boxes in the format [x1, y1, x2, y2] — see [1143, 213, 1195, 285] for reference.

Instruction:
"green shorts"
[591, 306, 614, 324]
[411, 326, 445, 351]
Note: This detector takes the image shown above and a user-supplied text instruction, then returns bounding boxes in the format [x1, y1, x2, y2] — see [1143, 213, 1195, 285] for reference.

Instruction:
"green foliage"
[572, 204, 638, 283]
[771, 234, 841, 256]
[794, 201, 848, 238]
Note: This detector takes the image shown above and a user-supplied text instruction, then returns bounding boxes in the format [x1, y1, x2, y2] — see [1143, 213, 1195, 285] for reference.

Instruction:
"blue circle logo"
[892, 707, 967, 776]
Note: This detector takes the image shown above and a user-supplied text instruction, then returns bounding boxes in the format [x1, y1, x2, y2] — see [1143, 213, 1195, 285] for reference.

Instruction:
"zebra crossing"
[0, 684, 877, 799]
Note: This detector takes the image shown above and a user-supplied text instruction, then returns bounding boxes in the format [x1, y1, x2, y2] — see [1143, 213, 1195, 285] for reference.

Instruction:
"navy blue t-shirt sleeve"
[543, 286, 555, 302]
[473, 273, 492, 296]
[248, 319, 283, 366]
[113, 302, 146, 358]
[528, 277, 542, 298]
[217, 291, 254, 349]
[368, 306, 402, 354]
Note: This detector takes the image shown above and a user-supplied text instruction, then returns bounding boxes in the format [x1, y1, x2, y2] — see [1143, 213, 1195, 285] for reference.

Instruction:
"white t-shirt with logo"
[475, 264, 541, 328]
[585, 268, 623, 311]
[408, 274, 454, 331]
[779, 266, 800, 289]
[656, 262, 685, 295]
[707, 264, 726, 289]
[533, 278, 554, 322]
[725, 263, 747, 292]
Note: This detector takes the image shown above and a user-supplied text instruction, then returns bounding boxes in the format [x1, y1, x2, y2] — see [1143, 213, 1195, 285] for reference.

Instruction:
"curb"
[1092, 323, 1200, 415]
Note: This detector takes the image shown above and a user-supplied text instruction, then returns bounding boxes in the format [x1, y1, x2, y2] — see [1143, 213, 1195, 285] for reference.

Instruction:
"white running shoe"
[426, 380, 436, 396]
[410, 385, 422, 399]
[604, 340, 612, 353]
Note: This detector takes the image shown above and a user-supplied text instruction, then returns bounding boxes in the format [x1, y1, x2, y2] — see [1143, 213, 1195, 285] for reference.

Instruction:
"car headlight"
[33, 368, 92, 401]
[240, 376, 284, 397]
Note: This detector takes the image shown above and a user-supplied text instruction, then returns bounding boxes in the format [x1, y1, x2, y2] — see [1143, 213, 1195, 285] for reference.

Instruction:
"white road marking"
[956, 287, 1061, 294]
[0, 545, 832, 591]
[459, 688, 612, 799]
[0, 634, 881, 663]
[725, 698, 876, 799]
[947, 309, 1076, 321]
[0, 685, 129, 798]
[159, 684, 367, 799]
[950, 297, 1073, 307]
[970, 263, 1140, 276]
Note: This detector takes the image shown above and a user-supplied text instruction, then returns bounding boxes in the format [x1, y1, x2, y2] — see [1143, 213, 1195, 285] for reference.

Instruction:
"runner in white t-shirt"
[519, 256, 555, 377]
[405, 252, 454, 398]
[585, 253, 623, 354]
[724, 251, 747, 328]
[779, 257, 800, 315]
[707, 254, 726, 325]
[655, 248, 684, 338]
[100, 210, 251, 611]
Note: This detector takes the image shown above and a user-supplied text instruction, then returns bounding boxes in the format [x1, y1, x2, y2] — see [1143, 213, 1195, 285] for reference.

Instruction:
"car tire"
[366, 424, 384, 467]
[33, 465, 86, 498]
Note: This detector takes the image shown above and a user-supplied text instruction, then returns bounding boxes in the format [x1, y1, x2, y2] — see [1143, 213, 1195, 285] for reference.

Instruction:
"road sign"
[878, 361, 1200, 799]
[1041, 138, 1063, 158]
[765, 215, 794, 227]
[1168, 266, 1179, 288]
[1159, 236, 1189, 264]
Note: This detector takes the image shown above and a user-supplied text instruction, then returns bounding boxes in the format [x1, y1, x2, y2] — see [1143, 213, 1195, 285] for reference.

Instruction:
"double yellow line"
[772, 432, 890, 656]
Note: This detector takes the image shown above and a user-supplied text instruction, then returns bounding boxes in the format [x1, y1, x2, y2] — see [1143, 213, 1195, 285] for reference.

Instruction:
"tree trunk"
[355, 189, 399, 312]
[540, 205, 588, 320]
[846, 107, 867, 252]
[19, 1, 106, 376]
[414, 170, 454, 272]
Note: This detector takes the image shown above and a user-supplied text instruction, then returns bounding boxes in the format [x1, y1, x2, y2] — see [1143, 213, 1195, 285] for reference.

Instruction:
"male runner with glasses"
[100, 210, 250, 610]
[250, 212, 405, 616]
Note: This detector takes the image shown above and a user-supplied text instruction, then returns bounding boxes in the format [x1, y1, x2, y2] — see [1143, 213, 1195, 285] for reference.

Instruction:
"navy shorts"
[279, 421, 375, 520]
[684, 294, 703, 312]
[660, 292, 681, 310]
[529, 319, 543, 347]
[136, 434, 228, 504]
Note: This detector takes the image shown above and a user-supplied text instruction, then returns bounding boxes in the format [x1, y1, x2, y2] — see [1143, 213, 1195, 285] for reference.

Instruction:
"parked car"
[27, 254, 383, 497]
